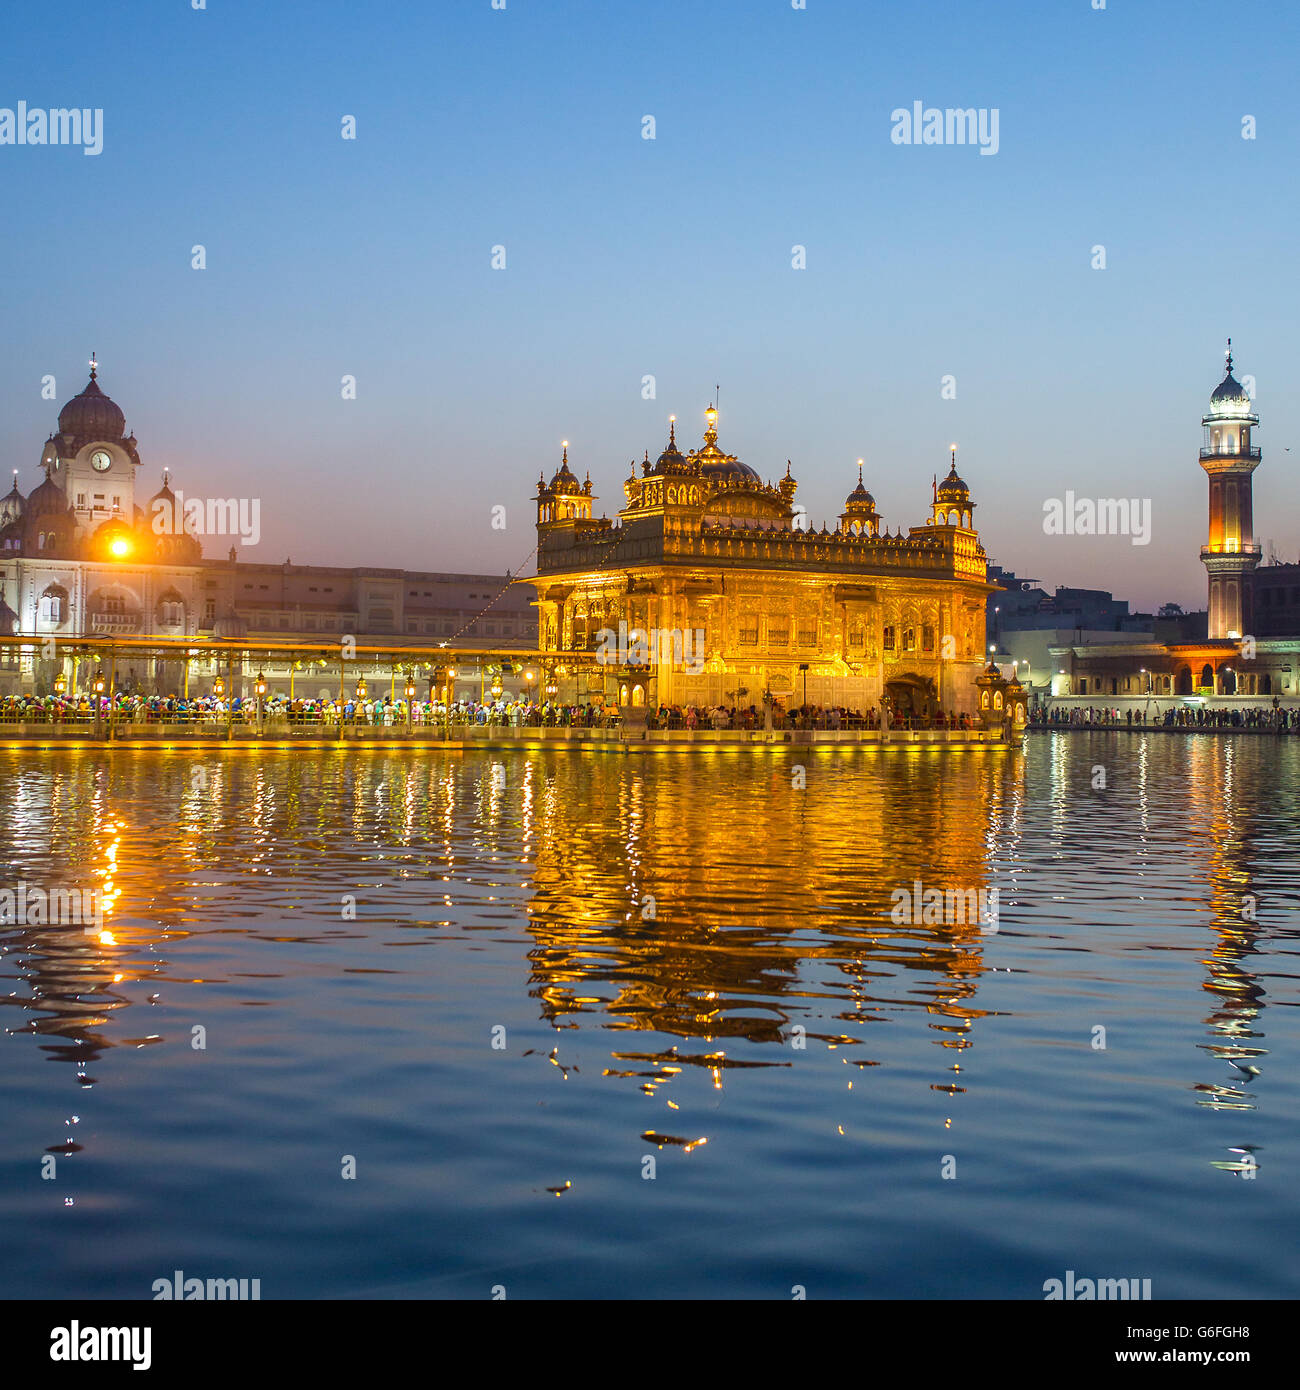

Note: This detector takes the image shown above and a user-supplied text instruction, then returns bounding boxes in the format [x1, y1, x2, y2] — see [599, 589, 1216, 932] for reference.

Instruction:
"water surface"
[1, 736, 1296, 1299]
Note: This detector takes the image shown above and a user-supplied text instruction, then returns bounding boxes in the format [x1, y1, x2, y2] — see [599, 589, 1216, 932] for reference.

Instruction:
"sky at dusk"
[1, 0, 1296, 610]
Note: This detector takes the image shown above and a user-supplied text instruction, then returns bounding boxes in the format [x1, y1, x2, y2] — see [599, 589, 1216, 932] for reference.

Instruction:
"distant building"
[1252, 563, 1300, 637]
[987, 567, 1136, 633]
[0, 362, 536, 696]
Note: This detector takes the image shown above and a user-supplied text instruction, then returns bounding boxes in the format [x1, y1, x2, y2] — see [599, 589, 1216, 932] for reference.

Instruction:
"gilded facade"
[530, 406, 993, 716]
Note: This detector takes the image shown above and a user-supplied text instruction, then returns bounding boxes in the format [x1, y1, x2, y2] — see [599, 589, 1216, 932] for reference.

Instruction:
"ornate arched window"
[39, 583, 68, 625]
[156, 589, 186, 628]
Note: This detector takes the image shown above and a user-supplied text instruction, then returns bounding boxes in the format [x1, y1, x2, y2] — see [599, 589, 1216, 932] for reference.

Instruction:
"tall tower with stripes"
[1200, 341, 1261, 640]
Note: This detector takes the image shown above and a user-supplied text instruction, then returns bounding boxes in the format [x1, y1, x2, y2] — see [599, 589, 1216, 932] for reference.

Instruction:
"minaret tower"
[1200, 341, 1260, 639]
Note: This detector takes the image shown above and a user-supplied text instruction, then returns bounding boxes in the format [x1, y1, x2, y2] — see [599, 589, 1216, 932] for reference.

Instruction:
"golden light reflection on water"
[1185, 736, 1270, 1130]
[0, 738, 1293, 1176]
[520, 748, 1019, 1115]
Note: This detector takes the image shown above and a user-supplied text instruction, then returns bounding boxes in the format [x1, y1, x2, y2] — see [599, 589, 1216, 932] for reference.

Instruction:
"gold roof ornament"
[936, 446, 971, 504]
[549, 441, 582, 495]
[694, 402, 759, 484]
[844, 460, 876, 511]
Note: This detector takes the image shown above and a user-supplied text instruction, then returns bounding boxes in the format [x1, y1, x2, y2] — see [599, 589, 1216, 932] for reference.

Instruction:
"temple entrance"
[885, 674, 936, 720]
[1175, 666, 1193, 695]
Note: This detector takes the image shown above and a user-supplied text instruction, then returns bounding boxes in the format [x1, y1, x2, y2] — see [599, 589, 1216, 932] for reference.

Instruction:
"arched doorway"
[885, 673, 936, 720]
[1218, 665, 1237, 695]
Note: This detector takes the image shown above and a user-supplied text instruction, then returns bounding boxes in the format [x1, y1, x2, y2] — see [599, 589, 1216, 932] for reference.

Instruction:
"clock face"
[91, 450, 112, 472]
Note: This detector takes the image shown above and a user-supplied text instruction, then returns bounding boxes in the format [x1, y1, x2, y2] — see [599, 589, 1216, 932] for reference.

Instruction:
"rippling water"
[1, 737, 1297, 1299]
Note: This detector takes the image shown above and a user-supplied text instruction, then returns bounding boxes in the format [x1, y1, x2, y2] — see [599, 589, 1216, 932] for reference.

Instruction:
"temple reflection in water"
[521, 749, 1021, 1096]
[0, 739, 1287, 1158]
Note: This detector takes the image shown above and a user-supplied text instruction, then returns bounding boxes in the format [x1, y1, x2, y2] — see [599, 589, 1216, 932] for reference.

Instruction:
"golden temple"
[532, 405, 996, 717]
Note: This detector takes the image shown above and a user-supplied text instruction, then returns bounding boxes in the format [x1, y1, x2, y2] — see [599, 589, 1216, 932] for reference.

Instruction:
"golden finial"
[703, 402, 718, 446]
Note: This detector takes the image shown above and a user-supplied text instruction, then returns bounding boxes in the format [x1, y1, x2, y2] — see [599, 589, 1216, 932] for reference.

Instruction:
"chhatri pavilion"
[529, 404, 994, 716]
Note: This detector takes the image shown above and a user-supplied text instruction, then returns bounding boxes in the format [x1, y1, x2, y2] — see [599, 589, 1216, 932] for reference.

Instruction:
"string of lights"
[440, 541, 540, 648]
[438, 479, 638, 664]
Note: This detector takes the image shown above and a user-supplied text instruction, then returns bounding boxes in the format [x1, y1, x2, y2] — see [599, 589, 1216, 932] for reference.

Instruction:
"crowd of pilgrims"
[0, 693, 624, 727]
[0, 692, 971, 730]
[646, 704, 975, 730]
[6, 691, 1298, 731]
[1032, 704, 1300, 729]
[0, 692, 978, 728]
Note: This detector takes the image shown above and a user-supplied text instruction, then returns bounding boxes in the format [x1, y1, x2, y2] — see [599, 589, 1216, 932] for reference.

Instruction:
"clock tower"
[1199, 341, 1261, 640]
[46, 354, 142, 541]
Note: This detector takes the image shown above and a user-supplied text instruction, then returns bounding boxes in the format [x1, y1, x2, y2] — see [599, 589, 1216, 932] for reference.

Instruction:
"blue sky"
[1, 0, 1296, 607]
